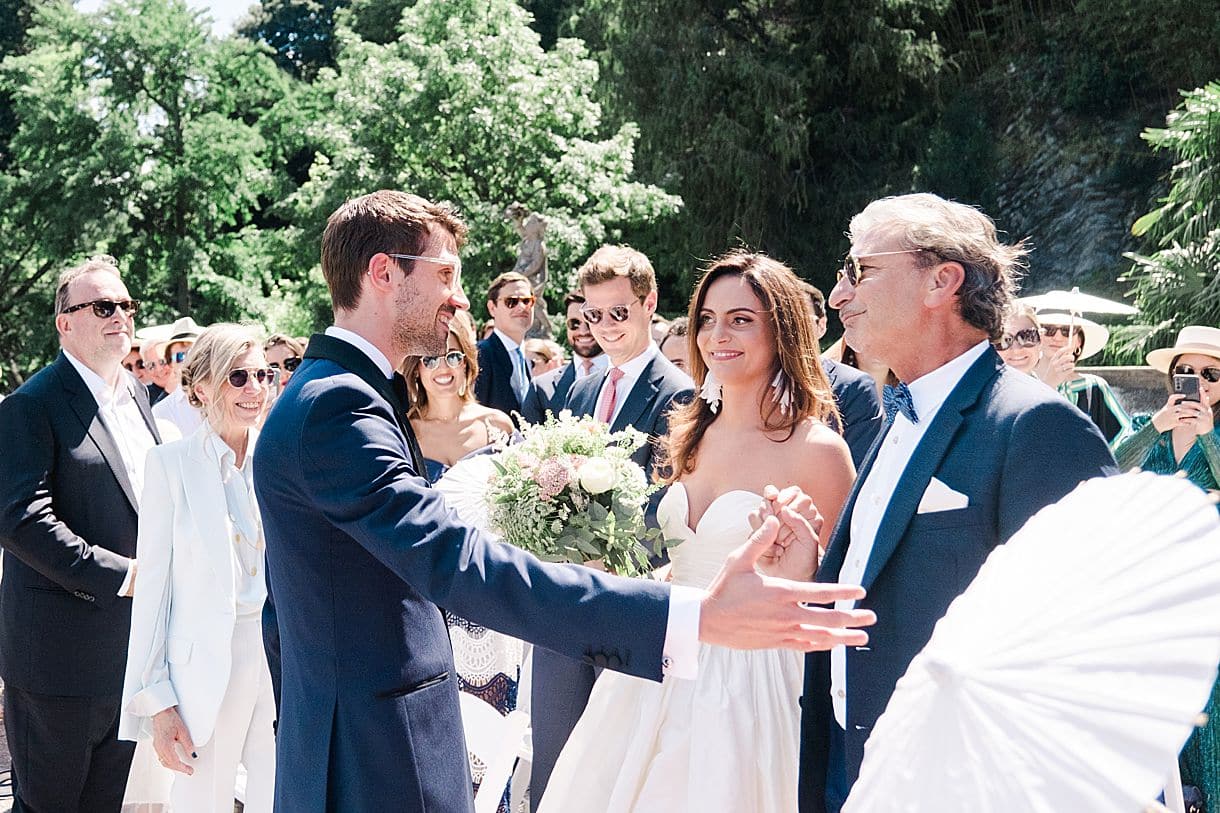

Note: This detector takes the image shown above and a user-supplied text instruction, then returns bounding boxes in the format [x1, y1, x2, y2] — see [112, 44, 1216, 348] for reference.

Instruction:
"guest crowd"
[0, 188, 1217, 813]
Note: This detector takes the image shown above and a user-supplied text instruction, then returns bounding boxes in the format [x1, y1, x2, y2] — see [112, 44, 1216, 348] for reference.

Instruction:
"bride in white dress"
[537, 250, 856, 812]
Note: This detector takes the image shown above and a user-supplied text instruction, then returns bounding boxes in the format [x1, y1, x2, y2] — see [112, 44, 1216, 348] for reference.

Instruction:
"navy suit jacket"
[822, 357, 883, 469]
[521, 362, 575, 425]
[474, 334, 532, 420]
[798, 349, 1118, 812]
[254, 334, 670, 813]
[0, 353, 161, 696]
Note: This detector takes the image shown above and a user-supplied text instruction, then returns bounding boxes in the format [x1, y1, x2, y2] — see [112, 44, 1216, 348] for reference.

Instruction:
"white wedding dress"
[536, 483, 803, 812]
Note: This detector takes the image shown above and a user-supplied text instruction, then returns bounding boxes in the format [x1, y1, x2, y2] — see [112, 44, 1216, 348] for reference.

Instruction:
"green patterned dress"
[1115, 417, 1220, 805]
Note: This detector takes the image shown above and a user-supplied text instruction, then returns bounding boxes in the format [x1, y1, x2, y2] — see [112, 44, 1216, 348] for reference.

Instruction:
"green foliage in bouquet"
[486, 412, 669, 577]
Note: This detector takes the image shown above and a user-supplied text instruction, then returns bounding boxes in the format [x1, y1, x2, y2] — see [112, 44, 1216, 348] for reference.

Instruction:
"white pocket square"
[917, 477, 970, 514]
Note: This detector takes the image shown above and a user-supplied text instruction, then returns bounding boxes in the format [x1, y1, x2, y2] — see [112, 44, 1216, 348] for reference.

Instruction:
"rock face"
[1080, 366, 1165, 418]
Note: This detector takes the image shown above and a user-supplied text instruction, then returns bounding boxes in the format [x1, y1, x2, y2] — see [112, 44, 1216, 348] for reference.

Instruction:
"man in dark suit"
[530, 245, 695, 808]
[522, 291, 606, 423]
[804, 282, 884, 467]
[0, 256, 162, 812]
[252, 190, 874, 813]
[796, 194, 1118, 812]
[474, 271, 536, 420]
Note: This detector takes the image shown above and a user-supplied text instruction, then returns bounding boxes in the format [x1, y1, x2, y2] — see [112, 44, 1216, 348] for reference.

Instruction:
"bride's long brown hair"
[658, 250, 840, 484]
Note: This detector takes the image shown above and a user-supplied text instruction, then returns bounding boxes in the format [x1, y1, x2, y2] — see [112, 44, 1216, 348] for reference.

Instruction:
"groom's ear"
[923, 260, 965, 310]
[365, 253, 397, 296]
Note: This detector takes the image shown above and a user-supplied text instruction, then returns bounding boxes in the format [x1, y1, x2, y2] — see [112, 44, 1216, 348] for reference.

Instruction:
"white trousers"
[171, 615, 276, 813]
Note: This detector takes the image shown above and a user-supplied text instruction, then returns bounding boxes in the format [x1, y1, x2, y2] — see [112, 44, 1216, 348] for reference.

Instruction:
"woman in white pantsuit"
[120, 323, 278, 813]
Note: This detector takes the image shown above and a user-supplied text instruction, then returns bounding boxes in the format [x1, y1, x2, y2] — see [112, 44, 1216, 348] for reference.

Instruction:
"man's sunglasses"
[1041, 325, 1082, 339]
[565, 318, 588, 332]
[269, 357, 301, 372]
[837, 249, 928, 286]
[122, 360, 145, 372]
[1174, 364, 1220, 384]
[500, 295, 536, 310]
[171, 350, 189, 364]
[227, 367, 276, 388]
[580, 301, 637, 324]
[60, 298, 141, 318]
[421, 351, 465, 370]
[994, 328, 1041, 351]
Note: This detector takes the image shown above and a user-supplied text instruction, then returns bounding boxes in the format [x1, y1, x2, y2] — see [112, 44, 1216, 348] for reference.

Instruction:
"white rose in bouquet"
[578, 457, 616, 494]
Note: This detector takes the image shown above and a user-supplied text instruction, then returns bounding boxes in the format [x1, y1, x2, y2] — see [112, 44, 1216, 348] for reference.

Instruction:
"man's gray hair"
[52, 255, 122, 317]
[849, 194, 1027, 339]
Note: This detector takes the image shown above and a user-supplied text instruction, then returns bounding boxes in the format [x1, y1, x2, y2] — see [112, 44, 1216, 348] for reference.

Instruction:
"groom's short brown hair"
[321, 190, 468, 313]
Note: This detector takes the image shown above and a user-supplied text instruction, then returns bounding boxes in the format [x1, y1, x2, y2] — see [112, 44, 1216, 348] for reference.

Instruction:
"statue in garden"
[506, 202, 551, 338]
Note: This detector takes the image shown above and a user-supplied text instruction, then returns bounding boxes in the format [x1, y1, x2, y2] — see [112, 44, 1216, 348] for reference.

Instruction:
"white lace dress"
[536, 483, 804, 812]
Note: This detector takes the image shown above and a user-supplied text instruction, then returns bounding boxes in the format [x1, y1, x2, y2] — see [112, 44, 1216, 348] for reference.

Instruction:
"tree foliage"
[237, 0, 348, 80]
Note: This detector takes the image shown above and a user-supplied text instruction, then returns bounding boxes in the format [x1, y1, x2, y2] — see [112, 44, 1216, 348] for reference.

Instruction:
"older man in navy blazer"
[252, 191, 874, 813]
[796, 194, 1118, 812]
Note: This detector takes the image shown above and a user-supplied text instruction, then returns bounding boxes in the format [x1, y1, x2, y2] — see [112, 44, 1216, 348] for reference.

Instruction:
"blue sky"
[77, 0, 258, 35]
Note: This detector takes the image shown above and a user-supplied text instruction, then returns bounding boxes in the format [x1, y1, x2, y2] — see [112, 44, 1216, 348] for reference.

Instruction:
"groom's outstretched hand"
[698, 515, 875, 652]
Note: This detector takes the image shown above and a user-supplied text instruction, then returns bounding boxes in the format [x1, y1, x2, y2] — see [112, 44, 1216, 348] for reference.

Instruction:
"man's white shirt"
[831, 341, 990, 727]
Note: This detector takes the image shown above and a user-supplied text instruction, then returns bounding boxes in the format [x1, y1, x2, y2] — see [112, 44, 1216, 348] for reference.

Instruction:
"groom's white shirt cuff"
[662, 585, 701, 679]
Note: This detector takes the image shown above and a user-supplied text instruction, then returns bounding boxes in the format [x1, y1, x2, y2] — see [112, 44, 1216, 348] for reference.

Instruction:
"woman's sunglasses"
[1173, 364, 1220, 383]
[421, 351, 465, 370]
[580, 301, 636, 324]
[994, 328, 1041, 351]
[227, 367, 276, 388]
[1041, 325, 1081, 339]
[60, 298, 141, 318]
[269, 357, 301, 372]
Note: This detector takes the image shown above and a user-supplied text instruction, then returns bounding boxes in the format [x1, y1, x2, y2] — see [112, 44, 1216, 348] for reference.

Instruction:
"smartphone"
[1174, 373, 1202, 403]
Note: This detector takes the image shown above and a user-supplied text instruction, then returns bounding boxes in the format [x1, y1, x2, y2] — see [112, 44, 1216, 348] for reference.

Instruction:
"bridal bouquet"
[485, 411, 666, 577]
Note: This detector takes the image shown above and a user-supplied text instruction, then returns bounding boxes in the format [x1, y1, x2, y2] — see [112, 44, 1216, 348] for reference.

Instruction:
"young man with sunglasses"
[473, 271, 538, 422]
[529, 244, 695, 809]
[152, 316, 205, 438]
[802, 194, 1118, 813]
[1034, 310, 1131, 445]
[0, 255, 165, 812]
[521, 291, 608, 423]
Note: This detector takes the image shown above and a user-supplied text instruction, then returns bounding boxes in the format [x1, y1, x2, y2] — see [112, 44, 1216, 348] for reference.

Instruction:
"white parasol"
[843, 472, 1220, 813]
[432, 453, 499, 531]
[1019, 287, 1139, 316]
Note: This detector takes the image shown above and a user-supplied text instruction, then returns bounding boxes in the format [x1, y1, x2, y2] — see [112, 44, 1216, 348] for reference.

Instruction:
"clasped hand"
[698, 485, 875, 653]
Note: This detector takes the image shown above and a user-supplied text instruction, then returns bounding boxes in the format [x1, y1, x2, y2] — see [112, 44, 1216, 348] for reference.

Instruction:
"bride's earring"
[771, 369, 793, 416]
[700, 369, 722, 413]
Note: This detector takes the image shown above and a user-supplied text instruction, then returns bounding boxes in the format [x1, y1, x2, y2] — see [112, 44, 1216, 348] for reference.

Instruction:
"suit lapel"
[610, 356, 662, 432]
[553, 362, 577, 406]
[55, 353, 141, 513]
[857, 351, 1004, 591]
[569, 372, 601, 417]
[817, 417, 894, 583]
[184, 430, 237, 602]
[134, 378, 163, 444]
[303, 334, 428, 478]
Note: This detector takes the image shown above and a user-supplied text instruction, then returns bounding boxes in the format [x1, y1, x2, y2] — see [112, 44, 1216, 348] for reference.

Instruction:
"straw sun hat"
[1146, 326, 1220, 374]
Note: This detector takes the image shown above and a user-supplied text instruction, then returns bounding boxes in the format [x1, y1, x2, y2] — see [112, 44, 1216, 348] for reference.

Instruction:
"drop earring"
[771, 369, 793, 415]
[700, 369, 722, 413]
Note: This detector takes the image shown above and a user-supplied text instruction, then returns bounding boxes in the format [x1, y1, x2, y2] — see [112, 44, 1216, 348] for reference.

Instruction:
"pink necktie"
[582, 359, 594, 377]
[597, 368, 625, 424]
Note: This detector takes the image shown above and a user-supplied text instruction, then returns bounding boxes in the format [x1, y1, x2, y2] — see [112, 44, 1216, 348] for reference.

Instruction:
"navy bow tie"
[883, 382, 918, 424]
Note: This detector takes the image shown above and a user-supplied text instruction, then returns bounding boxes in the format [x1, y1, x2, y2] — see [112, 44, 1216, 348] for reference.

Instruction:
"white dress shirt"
[594, 343, 660, 426]
[204, 429, 267, 618]
[63, 351, 158, 597]
[830, 340, 990, 727]
[152, 386, 204, 438]
[325, 326, 702, 679]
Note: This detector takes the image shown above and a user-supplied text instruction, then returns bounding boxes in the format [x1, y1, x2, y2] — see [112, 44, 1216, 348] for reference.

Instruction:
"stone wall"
[1079, 366, 1166, 418]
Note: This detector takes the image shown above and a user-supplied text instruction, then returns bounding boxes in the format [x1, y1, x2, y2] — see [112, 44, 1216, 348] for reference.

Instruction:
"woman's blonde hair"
[403, 310, 479, 417]
[659, 251, 840, 484]
[181, 323, 263, 427]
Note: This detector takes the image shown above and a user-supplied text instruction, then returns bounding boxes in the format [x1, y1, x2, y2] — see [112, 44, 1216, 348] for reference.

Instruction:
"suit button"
[836, 689, 846, 699]
[661, 655, 673, 672]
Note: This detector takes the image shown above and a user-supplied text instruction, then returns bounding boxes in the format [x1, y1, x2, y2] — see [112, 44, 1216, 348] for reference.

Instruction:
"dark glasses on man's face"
[566, 317, 588, 332]
[421, 351, 465, 370]
[269, 357, 301, 372]
[500, 295, 536, 310]
[227, 368, 276, 388]
[60, 298, 140, 318]
[836, 249, 928, 286]
[994, 328, 1041, 351]
[1041, 325, 1081, 339]
[123, 360, 145, 372]
[1174, 364, 1220, 383]
[580, 301, 635, 324]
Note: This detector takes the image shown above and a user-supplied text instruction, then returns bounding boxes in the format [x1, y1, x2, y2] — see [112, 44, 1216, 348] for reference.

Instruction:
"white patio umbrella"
[1019, 286, 1139, 316]
[843, 472, 1220, 813]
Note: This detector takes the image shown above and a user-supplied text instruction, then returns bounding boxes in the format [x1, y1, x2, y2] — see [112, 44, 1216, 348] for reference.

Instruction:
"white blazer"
[119, 425, 265, 747]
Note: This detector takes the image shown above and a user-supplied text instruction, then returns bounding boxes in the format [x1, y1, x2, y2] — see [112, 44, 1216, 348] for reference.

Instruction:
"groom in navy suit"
[795, 194, 1118, 812]
[253, 190, 875, 813]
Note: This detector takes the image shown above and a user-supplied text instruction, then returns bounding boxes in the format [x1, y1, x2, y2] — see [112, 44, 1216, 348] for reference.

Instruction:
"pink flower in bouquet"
[536, 457, 574, 500]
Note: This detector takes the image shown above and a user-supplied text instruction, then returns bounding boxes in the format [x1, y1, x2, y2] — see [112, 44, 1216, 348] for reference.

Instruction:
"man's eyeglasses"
[1041, 325, 1082, 339]
[386, 253, 462, 287]
[1174, 364, 1220, 384]
[60, 298, 140, 318]
[269, 357, 301, 372]
[421, 351, 465, 370]
[500, 295, 536, 310]
[994, 328, 1041, 351]
[227, 367, 276, 388]
[580, 301, 637, 325]
[122, 360, 146, 372]
[565, 318, 588, 332]
[837, 250, 929, 286]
